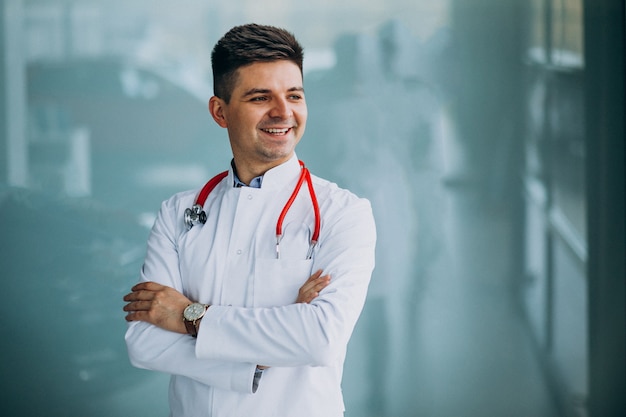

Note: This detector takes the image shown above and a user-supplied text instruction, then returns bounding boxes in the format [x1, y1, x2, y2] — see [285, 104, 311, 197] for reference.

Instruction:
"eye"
[289, 94, 304, 101]
[250, 96, 268, 102]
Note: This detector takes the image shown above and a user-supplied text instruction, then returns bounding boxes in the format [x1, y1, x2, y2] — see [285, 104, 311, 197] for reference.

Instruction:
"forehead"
[233, 61, 303, 92]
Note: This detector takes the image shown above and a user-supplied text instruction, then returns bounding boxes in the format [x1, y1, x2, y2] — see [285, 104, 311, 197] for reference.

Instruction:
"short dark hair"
[211, 24, 304, 103]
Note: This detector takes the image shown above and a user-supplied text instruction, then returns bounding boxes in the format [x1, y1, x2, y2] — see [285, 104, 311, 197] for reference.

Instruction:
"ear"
[209, 96, 228, 128]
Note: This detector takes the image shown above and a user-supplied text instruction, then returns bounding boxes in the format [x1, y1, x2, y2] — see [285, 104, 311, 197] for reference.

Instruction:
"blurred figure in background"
[304, 19, 448, 416]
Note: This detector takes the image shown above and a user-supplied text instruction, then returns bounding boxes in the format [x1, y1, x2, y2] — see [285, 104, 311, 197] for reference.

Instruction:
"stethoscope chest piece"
[184, 170, 228, 230]
[184, 204, 207, 230]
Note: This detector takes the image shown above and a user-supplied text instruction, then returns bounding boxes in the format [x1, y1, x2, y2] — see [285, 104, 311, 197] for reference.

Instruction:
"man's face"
[210, 60, 307, 175]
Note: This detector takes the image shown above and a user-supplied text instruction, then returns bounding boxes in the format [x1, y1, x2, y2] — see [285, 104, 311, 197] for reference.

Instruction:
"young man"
[123, 23, 376, 417]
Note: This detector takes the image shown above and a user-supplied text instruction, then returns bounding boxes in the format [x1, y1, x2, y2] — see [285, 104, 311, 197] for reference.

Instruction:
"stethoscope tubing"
[185, 161, 321, 260]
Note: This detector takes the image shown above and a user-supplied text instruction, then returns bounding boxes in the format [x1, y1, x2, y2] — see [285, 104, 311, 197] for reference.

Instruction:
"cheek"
[227, 113, 254, 133]
[296, 108, 308, 127]
[238, 109, 264, 128]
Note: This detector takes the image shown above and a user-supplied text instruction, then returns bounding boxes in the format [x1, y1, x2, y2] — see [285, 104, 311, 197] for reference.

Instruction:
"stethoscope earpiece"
[184, 204, 207, 230]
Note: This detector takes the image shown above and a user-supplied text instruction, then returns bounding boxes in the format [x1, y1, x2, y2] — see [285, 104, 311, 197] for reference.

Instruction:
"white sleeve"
[124, 198, 257, 394]
[195, 197, 376, 367]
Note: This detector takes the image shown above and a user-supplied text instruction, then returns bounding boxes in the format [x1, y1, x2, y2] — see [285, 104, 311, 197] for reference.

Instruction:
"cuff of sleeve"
[228, 363, 258, 394]
[195, 306, 257, 394]
[195, 304, 229, 359]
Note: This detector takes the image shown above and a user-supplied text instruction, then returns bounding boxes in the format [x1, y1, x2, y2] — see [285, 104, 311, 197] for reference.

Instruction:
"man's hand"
[123, 282, 191, 334]
[296, 269, 330, 304]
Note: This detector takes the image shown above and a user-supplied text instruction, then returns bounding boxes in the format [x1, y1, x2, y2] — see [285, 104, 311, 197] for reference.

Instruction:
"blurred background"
[0, 0, 623, 416]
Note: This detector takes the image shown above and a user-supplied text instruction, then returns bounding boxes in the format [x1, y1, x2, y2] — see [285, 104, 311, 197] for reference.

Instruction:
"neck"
[232, 155, 293, 185]
[231, 160, 272, 186]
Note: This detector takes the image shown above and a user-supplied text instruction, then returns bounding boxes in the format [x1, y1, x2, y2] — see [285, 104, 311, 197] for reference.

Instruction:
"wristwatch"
[183, 303, 208, 338]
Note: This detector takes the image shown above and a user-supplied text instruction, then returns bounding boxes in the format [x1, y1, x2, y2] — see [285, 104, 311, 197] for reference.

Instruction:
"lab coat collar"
[228, 154, 301, 192]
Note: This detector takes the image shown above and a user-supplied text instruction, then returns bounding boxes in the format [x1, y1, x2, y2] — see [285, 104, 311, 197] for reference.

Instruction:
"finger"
[306, 270, 323, 283]
[296, 287, 315, 303]
[299, 286, 325, 302]
[305, 275, 330, 293]
[299, 280, 317, 294]
[302, 276, 331, 301]
[131, 281, 164, 292]
[123, 300, 153, 312]
[301, 277, 328, 294]
[296, 272, 328, 304]
[304, 292, 320, 303]
[123, 290, 155, 302]
[300, 271, 327, 293]
[312, 277, 330, 292]
[306, 280, 329, 296]
[125, 310, 149, 322]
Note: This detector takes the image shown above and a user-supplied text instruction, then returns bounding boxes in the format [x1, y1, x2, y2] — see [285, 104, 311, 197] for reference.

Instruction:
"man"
[123, 23, 376, 417]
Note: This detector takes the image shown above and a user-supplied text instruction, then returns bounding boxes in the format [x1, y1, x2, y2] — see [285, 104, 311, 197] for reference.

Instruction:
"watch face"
[184, 303, 206, 321]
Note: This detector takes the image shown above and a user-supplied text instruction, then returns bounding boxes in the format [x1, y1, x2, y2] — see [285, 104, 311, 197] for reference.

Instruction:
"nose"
[269, 97, 292, 119]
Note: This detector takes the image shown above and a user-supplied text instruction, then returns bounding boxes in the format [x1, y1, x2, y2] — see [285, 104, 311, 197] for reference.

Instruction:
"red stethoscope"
[184, 160, 321, 260]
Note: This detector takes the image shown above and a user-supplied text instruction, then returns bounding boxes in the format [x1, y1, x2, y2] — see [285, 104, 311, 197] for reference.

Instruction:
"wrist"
[192, 317, 203, 335]
[182, 303, 209, 337]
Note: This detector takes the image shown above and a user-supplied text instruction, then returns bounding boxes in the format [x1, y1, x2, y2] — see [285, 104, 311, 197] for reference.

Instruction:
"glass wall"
[521, 0, 588, 415]
[1, 0, 589, 416]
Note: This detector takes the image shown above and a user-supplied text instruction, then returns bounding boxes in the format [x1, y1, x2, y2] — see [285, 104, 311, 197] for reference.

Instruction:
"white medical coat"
[125, 155, 376, 417]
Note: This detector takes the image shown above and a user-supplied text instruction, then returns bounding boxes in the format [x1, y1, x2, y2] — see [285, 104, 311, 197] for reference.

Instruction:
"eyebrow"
[242, 86, 305, 98]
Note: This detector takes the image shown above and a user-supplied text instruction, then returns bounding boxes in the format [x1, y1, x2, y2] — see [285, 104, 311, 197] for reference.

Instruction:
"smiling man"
[209, 59, 307, 183]
[123, 24, 376, 417]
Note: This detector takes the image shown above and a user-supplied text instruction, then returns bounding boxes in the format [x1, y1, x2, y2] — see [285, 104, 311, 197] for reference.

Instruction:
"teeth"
[263, 128, 289, 134]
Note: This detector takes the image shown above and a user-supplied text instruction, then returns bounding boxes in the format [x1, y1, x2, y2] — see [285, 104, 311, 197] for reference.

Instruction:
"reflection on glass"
[551, 0, 584, 67]
[527, 0, 548, 63]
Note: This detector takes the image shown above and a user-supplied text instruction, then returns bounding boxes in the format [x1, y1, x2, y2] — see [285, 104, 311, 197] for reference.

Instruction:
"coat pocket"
[253, 258, 313, 307]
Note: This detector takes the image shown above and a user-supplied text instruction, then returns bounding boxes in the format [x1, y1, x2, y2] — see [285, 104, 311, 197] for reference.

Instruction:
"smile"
[261, 128, 291, 135]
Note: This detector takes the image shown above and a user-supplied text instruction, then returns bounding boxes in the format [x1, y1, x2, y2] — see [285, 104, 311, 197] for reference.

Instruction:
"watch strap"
[184, 318, 199, 338]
